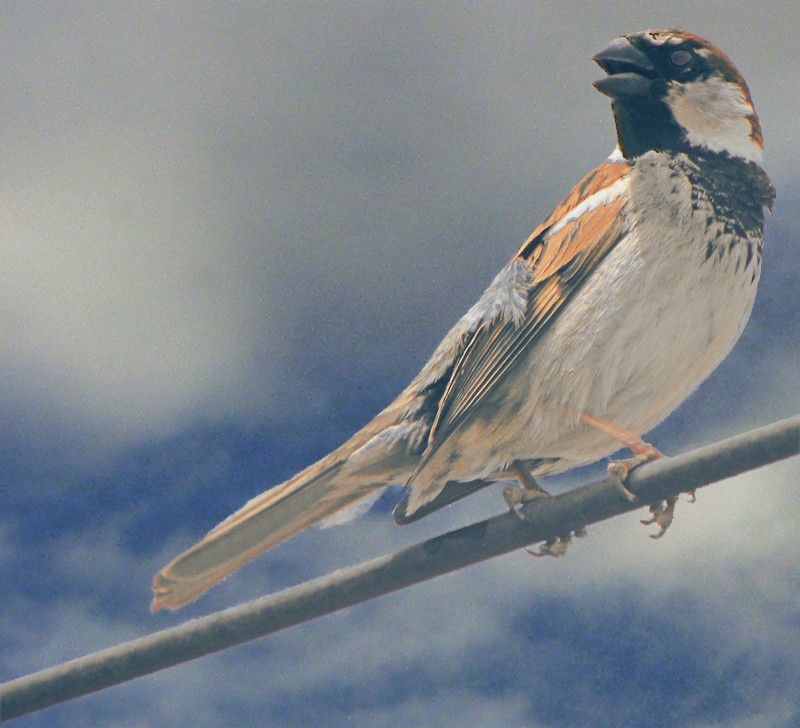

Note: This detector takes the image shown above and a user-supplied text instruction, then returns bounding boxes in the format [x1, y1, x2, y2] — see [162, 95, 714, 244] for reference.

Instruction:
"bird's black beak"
[593, 36, 657, 97]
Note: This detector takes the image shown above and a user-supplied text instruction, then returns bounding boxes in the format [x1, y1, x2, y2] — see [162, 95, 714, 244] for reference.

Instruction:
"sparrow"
[152, 28, 774, 611]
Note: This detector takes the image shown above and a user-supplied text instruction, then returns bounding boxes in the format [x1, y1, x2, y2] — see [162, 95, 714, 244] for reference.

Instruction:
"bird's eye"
[670, 49, 693, 66]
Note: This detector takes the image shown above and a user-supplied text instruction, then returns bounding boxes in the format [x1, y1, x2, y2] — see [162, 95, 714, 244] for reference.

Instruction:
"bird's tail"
[151, 409, 416, 611]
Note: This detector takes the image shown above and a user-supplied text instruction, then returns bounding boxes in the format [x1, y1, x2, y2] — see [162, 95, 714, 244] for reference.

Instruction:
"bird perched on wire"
[152, 28, 774, 611]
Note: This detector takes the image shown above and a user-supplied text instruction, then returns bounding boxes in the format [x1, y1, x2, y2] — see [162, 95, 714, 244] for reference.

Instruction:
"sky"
[1, 2, 798, 726]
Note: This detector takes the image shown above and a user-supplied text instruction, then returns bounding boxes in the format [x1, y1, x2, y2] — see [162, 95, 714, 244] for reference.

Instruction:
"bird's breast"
[479, 151, 763, 473]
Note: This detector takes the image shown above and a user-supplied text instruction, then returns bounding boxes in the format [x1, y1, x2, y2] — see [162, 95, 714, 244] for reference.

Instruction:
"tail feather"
[151, 401, 420, 611]
[151, 459, 381, 611]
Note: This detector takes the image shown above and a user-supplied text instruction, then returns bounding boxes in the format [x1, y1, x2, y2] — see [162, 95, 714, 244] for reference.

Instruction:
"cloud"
[2, 3, 797, 459]
[2, 4, 798, 727]
[4, 435, 797, 726]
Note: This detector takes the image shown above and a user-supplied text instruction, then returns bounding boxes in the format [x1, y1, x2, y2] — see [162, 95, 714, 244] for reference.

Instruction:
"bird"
[152, 28, 774, 611]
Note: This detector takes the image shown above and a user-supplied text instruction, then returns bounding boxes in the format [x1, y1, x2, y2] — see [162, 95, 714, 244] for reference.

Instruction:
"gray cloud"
[1, 3, 796, 456]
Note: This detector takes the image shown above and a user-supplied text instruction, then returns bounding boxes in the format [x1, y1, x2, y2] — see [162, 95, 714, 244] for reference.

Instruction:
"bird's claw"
[527, 527, 587, 558]
[528, 537, 570, 557]
[640, 496, 677, 539]
[640, 490, 697, 539]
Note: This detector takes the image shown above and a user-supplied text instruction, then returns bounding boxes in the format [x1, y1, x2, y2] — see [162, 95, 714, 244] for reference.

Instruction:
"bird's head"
[593, 28, 763, 163]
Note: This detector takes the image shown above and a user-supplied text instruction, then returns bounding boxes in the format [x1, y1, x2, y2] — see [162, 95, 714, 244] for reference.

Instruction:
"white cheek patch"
[667, 73, 762, 163]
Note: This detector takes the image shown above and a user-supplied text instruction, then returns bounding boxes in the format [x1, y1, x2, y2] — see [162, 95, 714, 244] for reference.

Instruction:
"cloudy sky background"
[1, 3, 798, 726]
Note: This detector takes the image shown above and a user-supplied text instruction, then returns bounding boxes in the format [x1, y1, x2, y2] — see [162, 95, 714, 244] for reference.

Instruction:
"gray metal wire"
[2, 415, 798, 722]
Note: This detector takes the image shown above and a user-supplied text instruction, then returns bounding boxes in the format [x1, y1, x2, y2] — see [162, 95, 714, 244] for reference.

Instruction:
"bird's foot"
[580, 412, 665, 503]
[606, 453, 662, 502]
[640, 496, 678, 539]
[504, 460, 552, 520]
[640, 490, 697, 539]
[504, 460, 587, 558]
[577, 412, 696, 538]
[503, 483, 549, 519]
[527, 527, 588, 558]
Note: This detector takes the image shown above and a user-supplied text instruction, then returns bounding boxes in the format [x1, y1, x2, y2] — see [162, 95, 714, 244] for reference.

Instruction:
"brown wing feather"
[416, 163, 632, 472]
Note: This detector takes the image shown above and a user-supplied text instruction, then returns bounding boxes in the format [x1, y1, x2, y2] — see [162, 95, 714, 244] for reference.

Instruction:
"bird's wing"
[411, 160, 633, 485]
[153, 160, 633, 610]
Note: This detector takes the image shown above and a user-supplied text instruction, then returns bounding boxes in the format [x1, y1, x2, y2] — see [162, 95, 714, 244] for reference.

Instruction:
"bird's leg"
[503, 460, 587, 558]
[579, 412, 661, 501]
[502, 460, 551, 517]
[579, 412, 693, 538]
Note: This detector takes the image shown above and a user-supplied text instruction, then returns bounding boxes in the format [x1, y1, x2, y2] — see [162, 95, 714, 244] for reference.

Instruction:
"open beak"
[593, 36, 657, 97]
